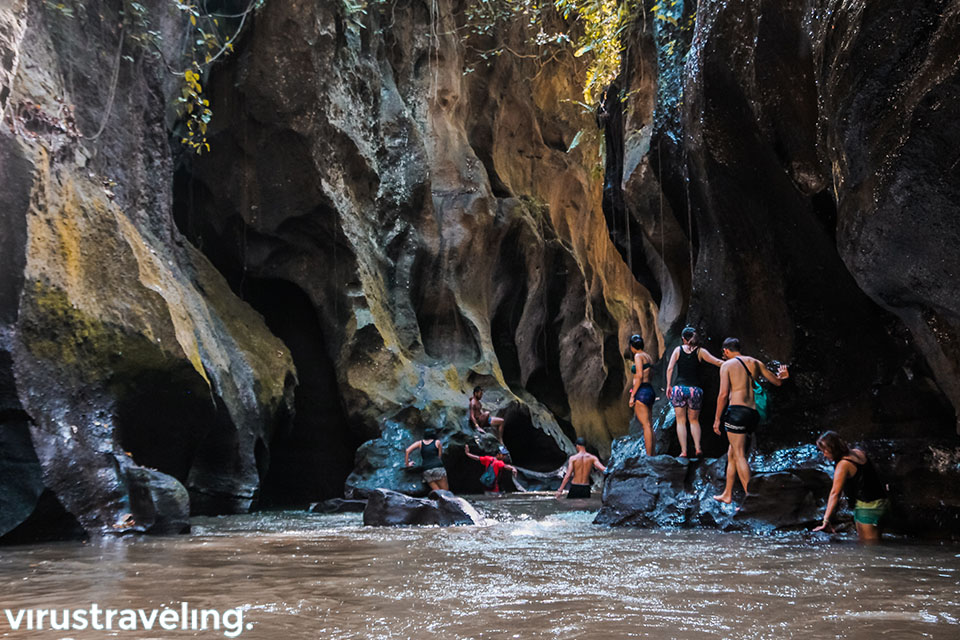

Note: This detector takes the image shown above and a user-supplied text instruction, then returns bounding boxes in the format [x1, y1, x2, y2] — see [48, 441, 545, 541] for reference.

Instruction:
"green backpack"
[479, 462, 498, 489]
[736, 357, 769, 423]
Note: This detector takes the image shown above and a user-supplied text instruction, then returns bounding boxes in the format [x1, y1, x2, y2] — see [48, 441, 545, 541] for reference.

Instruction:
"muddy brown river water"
[0, 494, 958, 639]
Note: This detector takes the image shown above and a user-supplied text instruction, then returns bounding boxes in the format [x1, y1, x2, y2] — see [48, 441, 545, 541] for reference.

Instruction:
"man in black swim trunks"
[555, 437, 607, 499]
[712, 337, 789, 505]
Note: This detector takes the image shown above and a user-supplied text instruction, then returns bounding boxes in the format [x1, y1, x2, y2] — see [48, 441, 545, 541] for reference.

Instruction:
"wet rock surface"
[598, 436, 960, 537]
[597, 438, 834, 532]
[363, 489, 483, 527]
[309, 499, 367, 514]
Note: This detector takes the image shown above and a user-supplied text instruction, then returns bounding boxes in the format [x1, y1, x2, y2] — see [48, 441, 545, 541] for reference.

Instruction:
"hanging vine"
[44, 0, 265, 154]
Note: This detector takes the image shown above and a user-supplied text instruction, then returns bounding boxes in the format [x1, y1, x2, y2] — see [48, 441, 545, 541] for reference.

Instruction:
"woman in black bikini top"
[628, 334, 656, 456]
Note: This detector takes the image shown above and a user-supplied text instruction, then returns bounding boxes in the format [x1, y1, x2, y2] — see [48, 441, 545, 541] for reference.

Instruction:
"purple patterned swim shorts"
[669, 385, 703, 411]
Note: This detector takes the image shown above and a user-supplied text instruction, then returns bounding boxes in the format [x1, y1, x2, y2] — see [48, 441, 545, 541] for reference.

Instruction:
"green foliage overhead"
[170, 1, 264, 154]
[353, 1, 645, 105]
[43, 0, 264, 154]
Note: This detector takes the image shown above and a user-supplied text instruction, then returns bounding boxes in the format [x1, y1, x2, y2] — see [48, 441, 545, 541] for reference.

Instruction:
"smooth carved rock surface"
[362, 488, 483, 527]
[180, 0, 661, 498]
[0, 1, 295, 539]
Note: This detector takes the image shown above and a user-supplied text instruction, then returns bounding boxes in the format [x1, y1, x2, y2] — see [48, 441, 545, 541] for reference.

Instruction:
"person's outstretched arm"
[665, 347, 680, 394]
[713, 364, 730, 435]
[555, 459, 574, 498]
[699, 348, 724, 367]
[593, 455, 607, 473]
[405, 441, 421, 467]
[629, 354, 643, 407]
[464, 445, 481, 461]
[813, 460, 854, 532]
[758, 361, 789, 386]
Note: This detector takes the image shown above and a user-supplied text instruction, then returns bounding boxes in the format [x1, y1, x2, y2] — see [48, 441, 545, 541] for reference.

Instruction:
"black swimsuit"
[633, 358, 654, 406]
[722, 358, 761, 434]
[419, 440, 443, 470]
[674, 347, 700, 387]
[844, 455, 886, 503]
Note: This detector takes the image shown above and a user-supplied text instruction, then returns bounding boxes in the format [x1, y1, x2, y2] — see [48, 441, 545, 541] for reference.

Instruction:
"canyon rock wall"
[614, 0, 958, 449]
[2, 0, 957, 539]
[0, 0, 295, 540]
[602, 0, 960, 533]
[179, 0, 659, 498]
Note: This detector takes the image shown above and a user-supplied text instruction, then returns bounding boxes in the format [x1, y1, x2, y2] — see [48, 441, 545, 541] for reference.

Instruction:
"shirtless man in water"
[712, 337, 789, 505]
[555, 437, 607, 499]
[470, 386, 505, 440]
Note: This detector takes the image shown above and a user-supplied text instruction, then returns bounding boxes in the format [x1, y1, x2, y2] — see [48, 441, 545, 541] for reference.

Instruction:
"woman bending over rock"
[813, 430, 889, 543]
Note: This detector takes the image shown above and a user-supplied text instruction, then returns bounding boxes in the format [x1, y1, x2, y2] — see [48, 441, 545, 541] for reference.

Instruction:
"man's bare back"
[567, 451, 601, 484]
[556, 440, 607, 498]
[720, 355, 760, 409]
[469, 395, 485, 424]
[712, 338, 789, 505]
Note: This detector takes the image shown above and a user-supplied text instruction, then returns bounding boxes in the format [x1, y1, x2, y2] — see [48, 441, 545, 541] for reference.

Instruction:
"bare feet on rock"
[713, 494, 732, 504]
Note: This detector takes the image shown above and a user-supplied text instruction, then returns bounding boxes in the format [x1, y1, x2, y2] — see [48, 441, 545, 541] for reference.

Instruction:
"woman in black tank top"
[814, 431, 889, 543]
[665, 327, 723, 457]
[405, 428, 449, 491]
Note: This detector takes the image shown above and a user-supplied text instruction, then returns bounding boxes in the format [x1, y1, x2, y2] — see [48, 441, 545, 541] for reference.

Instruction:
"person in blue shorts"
[628, 334, 656, 456]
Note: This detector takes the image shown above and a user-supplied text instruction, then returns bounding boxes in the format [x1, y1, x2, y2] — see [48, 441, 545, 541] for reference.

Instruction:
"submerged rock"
[309, 499, 367, 514]
[363, 489, 483, 527]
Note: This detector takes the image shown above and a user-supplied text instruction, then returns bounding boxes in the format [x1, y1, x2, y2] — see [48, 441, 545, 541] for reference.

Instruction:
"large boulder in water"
[595, 436, 833, 532]
[363, 489, 483, 527]
[598, 434, 960, 536]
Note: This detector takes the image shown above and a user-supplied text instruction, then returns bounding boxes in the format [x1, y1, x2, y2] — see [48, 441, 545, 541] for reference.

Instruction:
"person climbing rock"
[813, 431, 889, 543]
[465, 445, 517, 495]
[665, 326, 723, 458]
[470, 386, 505, 441]
[555, 437, 606, 499]
[405, 428, 449, 492]
[627, 334, 656, 456]
[712, 337, 789, 506]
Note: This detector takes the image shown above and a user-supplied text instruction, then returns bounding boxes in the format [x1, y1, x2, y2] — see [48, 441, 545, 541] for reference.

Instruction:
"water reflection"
[0, 494, 957, 638]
